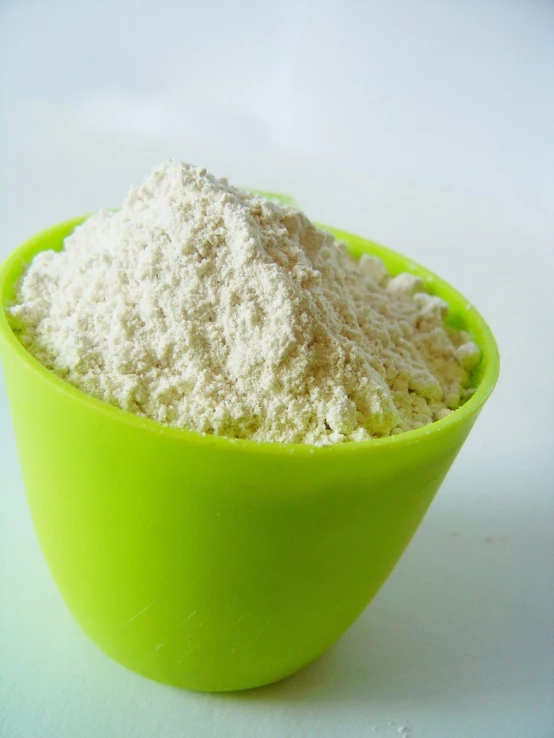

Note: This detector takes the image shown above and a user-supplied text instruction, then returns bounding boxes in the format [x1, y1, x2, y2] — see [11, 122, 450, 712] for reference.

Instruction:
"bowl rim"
[0, 216, 500, 457]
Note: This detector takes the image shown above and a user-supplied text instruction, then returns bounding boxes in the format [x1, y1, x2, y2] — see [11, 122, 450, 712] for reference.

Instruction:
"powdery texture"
[9, 161, 479, 444]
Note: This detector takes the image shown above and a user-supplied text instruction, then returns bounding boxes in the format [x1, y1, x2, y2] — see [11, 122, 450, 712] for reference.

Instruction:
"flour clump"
[9, 161, 479, 444]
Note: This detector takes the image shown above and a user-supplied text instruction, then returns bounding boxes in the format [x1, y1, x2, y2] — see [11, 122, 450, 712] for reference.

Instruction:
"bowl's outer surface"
[0, 217, 499, 691]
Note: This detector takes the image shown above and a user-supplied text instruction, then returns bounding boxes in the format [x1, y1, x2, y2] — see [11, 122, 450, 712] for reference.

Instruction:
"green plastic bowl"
[0, 217, 499, 692]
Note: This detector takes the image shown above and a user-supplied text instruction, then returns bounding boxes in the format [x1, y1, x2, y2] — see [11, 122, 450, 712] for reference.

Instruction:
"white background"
[1, 2, 553, 737]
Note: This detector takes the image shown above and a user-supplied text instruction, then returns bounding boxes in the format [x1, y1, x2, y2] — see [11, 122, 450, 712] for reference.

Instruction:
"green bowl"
[0, 217, 499, 692]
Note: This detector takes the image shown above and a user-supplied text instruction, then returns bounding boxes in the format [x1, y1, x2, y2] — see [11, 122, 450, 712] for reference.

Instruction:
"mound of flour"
[9, 161, 479, 444]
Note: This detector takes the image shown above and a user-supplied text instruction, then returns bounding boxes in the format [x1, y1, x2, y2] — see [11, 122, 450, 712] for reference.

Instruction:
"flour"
[9, 160, 479, 444]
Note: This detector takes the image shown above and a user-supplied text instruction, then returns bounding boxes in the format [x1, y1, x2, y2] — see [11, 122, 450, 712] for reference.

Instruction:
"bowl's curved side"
[1, 328, 477, 690]
[0, 218, 499, 690]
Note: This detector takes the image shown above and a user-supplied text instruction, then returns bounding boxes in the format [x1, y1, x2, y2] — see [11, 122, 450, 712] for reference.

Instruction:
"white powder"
[9, 160, 479, 444]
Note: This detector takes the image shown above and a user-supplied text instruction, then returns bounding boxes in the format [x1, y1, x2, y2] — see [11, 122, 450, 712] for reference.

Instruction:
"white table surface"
[1, 2, 554, 735]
